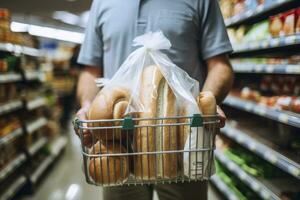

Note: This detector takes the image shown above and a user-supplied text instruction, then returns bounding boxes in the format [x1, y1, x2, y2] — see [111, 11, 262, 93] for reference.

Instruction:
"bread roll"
[88, 87, 130, 142]
[134, 65, 178, 180]
[89, 142, 129, 185]
[197, 91, 217, 116]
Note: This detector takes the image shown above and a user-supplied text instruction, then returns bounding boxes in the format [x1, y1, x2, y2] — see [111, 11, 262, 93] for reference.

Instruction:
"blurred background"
[0, 0, 300, 200]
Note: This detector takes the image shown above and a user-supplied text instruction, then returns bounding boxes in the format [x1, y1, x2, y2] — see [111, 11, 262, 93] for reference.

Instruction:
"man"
[76, 0, 234, 199]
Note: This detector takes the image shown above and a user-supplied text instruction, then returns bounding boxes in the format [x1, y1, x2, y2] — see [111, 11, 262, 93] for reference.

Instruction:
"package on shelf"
[220, 0, 274, 20]
[0, 55, 19, 73]
[0, 83, 18, 103]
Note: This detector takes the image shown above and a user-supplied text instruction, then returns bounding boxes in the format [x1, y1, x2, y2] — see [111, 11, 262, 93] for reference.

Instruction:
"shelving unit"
[0, 100, 23, 116]
[231, 35, 300, 57]
[217, 1, 300, 199]
[0, 42, 41, 57]
[210, 175, 239, 200]
[215, 150, 281, 200]
[223, 95, 300, 128]
[0, 73, 22, 83]
[27, 137, 48, 156]
[225, 0, 300, 27]
[232, 63, 300, 74]
[221, 125, 300, 179]
[0, 27, 65, 199]
[26, 136, 67, 186]
[0, 128, 23, 146]
[0, 176, 27, 200]
[0, 154, 26, 182]
[25, 118, 48, 135]
[26, 97, 47, 110]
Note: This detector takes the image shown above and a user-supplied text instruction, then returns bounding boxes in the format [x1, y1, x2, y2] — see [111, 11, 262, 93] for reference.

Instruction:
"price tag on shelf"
[256, 5, 264, 13]
[264, 152, 278, 164]
[237, 135, 245, 143]
[261, 40, 269, 48]
[245, 10, 254, 17]
[244, 103, 253, 111]
[278, 113, 289, 123]
[249, 142, 257, 151]
[250, 181, 260, 192]
[288, 166, 300, 177]
[270, 38, 280, 47]
[238, 170, 247, 181]
[260, 190, 271, 200]
[265, 66, 274, 73]
[286, 65, 300, 73]
[285, 35, 296, 44]
[254, 106, 266, 116]
[254, 65, 263, 72]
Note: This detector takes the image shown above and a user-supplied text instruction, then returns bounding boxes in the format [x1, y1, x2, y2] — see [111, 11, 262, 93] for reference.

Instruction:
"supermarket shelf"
[0, 73, 22, 83]
[223, 95, 300, 128]
[0, 128, 23, 146]
[0, 154, 26, 183]
[25, 117, 48, 134]
[215, 150, 280, 200]
[225, 0, 299, 27]
[0, 176, 27, 200]
[222, 125, 300, 180]
[0, 42, 41, 57]
[29, 156, 54, 184]
[210, 175, 239, 200]
[24, 70, 41, 81]
[0, 100, 23, 116]
[232, 63, 300, 74]
[26, 97, 46, 110]
[27, 137, 48, 156]
[231, 35, 300, 57]
[49, 136, 67, 157]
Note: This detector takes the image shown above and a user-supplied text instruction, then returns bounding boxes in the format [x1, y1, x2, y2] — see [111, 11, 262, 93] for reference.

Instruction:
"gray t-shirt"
[78, 0, 232, 88]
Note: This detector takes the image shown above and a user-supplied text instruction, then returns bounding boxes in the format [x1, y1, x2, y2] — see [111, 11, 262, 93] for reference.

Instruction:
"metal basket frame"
[74, 114, 219, 186]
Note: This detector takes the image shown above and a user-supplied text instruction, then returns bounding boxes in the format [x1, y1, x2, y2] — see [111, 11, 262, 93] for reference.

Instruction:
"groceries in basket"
[81, 31, 218, 186]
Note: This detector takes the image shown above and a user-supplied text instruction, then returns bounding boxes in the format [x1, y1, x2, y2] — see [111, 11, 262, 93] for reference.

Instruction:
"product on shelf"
[297, 8, 300, 34]
[0, 84, 18, 103]
[282, 9, 296, 36]
[270, 14, 283, 37]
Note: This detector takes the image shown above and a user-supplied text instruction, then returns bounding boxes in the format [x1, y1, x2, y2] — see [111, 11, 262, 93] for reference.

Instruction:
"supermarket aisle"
[20, 126, 102, 200]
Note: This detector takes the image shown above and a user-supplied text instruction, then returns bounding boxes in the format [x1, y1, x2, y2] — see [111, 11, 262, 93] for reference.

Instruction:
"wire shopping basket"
[73, 114, 219, 186]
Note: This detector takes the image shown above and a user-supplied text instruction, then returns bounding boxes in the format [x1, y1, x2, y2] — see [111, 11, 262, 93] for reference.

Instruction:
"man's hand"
[217, 105, 226, 128]
[75, 102, 94, 147]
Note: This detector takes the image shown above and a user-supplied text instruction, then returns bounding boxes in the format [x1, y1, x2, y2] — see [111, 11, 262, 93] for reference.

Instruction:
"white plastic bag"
[99, 31, 205, 179]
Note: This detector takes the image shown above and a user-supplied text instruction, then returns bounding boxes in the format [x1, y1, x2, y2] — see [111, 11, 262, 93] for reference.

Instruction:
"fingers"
[217, 105, 226, 128]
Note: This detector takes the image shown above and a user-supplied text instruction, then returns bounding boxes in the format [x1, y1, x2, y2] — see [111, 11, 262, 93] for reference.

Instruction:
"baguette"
[134, 65, 178, 180]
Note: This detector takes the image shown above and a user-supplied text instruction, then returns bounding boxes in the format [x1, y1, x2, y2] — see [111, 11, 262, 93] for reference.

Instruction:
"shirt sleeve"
[198, 0, 233, 60]
[78, 0, 103, 67]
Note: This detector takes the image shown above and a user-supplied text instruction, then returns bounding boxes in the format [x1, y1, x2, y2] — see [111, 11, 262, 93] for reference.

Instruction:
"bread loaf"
[134, 65, 178, 180]
[88, 87, 130, 141]
[89, 142, 129, 185]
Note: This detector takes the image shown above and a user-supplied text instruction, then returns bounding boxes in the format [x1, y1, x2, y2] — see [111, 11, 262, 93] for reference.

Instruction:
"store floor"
[19, 124, 220, 200]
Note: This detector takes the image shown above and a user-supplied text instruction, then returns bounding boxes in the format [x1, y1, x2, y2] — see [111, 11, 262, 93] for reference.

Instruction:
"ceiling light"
[11, 21, 84, 44]
[53, 11, 80, 26]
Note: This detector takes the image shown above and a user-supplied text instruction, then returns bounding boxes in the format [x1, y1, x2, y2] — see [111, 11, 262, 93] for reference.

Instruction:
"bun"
[89, 142, 129, 185]
[88, 87, 131, 141]
[134, 65, 178, 180]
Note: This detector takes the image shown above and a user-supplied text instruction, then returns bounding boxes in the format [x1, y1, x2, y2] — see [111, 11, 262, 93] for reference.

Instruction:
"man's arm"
[76, 66, 102, 119]
[202, 54, 234, 104]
